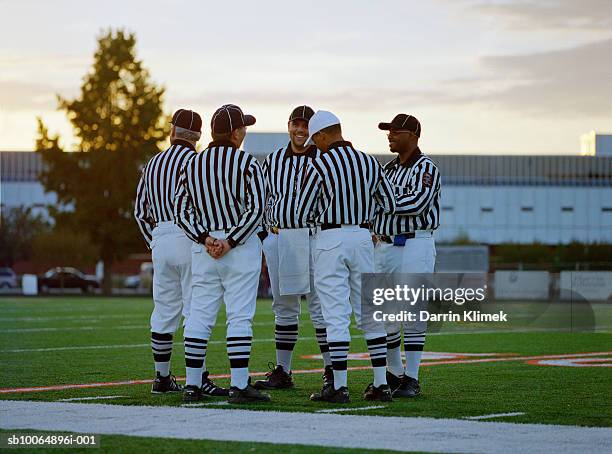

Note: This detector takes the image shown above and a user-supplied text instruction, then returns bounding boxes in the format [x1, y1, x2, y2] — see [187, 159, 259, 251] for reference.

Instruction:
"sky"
[1, 0, 611, 155]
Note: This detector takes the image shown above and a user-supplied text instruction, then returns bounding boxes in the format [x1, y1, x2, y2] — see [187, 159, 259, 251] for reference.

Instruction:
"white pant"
[313, 226, 386, 343]
[374, 235, 436, 274]
[263, 232, 325, 328]
[374, 234, 436, 333]
[185, 231, 262, 340]
[150, 222, 193, 334]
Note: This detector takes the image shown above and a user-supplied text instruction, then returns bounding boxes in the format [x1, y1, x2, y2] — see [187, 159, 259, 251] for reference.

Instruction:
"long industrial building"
[2, 142, 611, 245]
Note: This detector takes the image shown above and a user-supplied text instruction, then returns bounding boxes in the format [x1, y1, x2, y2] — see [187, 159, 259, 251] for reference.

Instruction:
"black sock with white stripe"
[315, 328, 332, 366]
[366, 335, 388, 387]
[227, 336, 252, 389]
[184, 337, 207, 387]
[275, 323, 298, 372]
[151, 332, 173, 377]
[404, 331, 425, 380]
[386, 331, 404, 377]
[328, 341, 349, 389]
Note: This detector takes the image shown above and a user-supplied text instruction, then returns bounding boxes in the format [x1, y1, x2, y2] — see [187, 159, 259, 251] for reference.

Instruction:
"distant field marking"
[1, 351, 609, 394]
[526, 357, 612, 367]
[0, 321, 284, 333]
[58, 395, 127, 402]
[0, 328, 590, 353]
[315, 406, 386, 413]
[0, 335, 342, 353]
[463, 412, 526, 420]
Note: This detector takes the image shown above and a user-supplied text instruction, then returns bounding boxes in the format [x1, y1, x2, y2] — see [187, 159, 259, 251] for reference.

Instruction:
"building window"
[481, 207, 493, 212]
[442, 206, 454, 211]
[561, 207, 574, 212]
[521, 207, 534, 212]
[602, 207, 612, 213]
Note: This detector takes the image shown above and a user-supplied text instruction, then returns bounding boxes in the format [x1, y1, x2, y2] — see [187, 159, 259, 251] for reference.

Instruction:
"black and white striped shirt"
[298, 141, 396, 226]
[174, 140, 265, 247]
[134, 140, 197, 246]
[373, 148, 441, 235]
[262, 143, 319, 229]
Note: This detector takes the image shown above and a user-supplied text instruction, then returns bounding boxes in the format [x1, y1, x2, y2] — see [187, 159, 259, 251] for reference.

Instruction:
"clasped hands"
[204, 236, 231, 259]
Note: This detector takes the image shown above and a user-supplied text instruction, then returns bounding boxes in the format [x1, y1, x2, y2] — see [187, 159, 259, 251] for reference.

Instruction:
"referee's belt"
[267, 226, 315, 236]
[379, 230, 433, 246]
[320, 222, 370, 231]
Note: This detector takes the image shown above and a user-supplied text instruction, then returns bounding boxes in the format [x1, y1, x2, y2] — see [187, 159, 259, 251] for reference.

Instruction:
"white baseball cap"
[305, 110, 341, 146]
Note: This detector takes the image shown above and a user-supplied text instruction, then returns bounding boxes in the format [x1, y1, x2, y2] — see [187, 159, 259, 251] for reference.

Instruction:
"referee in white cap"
[254, 105, 333, 391]
[298, 110, 396, 403]
[373, 113, 441, 398]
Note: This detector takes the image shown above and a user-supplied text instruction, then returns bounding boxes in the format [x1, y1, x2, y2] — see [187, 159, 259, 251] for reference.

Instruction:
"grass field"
[0, 297, 611, 452]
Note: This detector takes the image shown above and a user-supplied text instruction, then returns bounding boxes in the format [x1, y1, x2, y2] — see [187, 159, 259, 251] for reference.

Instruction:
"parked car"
[0, 267, 17, 288]
[123, 275, 141, 289]
[38, 267, 100, 293]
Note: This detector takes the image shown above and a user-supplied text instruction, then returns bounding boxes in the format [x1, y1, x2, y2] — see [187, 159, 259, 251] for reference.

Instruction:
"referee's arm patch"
[422, 172, 433, 188]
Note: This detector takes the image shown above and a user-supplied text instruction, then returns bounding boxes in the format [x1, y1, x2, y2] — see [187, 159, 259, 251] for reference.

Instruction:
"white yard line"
[0, 335, 364, 353]
[57, 395, 126, 402]
[0, 321, 300, 334]
[182, 401, 230, 408]
[464, 412, 526, 420]
[315, 405, 386, 413]
[0, 328, 579, 354]
[2, 326, 148, 333]
[1, 401, 610, 453]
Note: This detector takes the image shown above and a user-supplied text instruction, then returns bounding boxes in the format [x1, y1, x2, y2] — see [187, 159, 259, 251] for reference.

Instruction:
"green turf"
[0, 429, 407, 454]
[0, 296, 611, 449]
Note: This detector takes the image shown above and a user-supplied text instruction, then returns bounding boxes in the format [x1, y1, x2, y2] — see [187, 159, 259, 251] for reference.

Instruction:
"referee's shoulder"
[263, 146, 285, 165]
[236, 147, 263, 172]
[418, 153, 439, 171]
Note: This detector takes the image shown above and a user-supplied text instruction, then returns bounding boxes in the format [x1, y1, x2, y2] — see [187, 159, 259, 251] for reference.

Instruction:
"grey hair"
[174, 126, 201, 143]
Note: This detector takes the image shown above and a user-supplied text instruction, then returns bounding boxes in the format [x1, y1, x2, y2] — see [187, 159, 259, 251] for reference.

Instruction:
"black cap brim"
[244, 115, 256, 127]
[378, 122, 393, 130]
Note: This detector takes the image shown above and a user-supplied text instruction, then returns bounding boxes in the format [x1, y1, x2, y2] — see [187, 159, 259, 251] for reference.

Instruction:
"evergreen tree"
[37, 29, 169, 294]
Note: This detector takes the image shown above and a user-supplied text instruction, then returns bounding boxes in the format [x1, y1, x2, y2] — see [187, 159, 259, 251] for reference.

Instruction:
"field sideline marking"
[316, 405, 386, 413]
[2, 400, 611, 453]
[58, 395, 127, 402]
[1, 351, 609, 395]
[463, 412, 526, 420]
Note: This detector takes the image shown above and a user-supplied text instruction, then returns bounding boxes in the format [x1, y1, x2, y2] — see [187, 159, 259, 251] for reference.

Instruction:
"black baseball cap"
[211, 104, 256, 134]
[378, 114, 421, 137]
[289, 105, 315, 122]
[171, 109, 202, 133]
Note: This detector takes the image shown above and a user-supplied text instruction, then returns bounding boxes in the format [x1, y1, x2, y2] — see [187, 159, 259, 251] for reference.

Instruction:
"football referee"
[255, 105, 332, 391]
[373, 113, 441, 398]
[134, 109, 225, 397]
[298, 110, 396, 403]
[174, 104, 269, 404]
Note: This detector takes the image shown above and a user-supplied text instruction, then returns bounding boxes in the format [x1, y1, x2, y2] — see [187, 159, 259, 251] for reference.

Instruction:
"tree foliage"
[36, 29, 169, 293]
[0, 207, 50, 267]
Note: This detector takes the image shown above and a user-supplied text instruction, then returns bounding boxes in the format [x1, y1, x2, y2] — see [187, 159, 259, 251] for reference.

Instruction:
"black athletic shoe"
[394, 375, 421, 398]
[322, 365, 334, 387]
[310, 385, 350, 404]
[201, 371, 229, 397]
[151, 372, 182, 394]
[253, 363, 294, 390]
[182, 385, 203, 403]
[228, 384, 271, 404]
[363, 383, 393, 402]
[386, 371, 402, 394]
